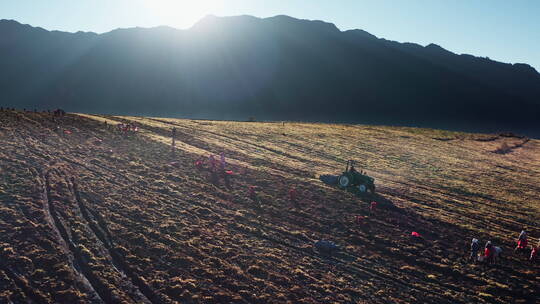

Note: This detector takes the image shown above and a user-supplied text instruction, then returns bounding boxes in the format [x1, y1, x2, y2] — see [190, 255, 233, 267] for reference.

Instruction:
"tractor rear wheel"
[338, 175, 350, 188]
[358, 184, 367, 193]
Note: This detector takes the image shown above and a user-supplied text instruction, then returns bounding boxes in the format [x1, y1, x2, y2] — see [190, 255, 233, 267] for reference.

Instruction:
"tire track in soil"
[53, 165, 165, 303]
[79, 192, 252, 302]
[71, 178, 158, 304]
[0, 266, 49, 303]
[78, 178, 301, 300]
[41, 171, 104, 304]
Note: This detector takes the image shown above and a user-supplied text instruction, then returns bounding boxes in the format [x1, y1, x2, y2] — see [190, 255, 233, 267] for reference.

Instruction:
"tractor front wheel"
[338, 175, 350, 188]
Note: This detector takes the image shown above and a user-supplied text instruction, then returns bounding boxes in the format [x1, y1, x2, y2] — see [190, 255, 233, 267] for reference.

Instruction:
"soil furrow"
[0, 266, 49, 304]
[42, 171, 105, 304]
[71, 179, 155, 304]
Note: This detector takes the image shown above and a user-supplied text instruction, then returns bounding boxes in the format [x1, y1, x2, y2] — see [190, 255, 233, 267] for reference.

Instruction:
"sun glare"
[143, 0, 225, 28]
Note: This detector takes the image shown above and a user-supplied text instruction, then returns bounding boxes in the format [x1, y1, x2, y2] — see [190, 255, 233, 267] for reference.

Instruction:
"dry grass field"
[0, 110, 538, 303]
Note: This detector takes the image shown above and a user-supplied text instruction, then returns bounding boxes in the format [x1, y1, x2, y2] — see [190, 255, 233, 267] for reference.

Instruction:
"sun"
[142, 0, 225, 28]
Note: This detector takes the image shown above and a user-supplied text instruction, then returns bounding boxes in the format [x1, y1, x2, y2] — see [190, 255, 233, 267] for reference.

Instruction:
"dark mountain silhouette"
[1, 15, 539, 136]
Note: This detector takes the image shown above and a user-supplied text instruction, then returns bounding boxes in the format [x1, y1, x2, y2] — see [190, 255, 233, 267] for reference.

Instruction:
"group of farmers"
[471, 230, 539, 264]
[116, 122, 139, 133]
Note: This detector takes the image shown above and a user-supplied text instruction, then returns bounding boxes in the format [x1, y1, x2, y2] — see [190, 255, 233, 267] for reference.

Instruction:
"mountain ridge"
[1, 15, 539, 136]
[2, 16, 537, 73]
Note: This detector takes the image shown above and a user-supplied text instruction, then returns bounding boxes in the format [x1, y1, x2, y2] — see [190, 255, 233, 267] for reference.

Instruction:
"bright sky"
[2, 0, 539, 70]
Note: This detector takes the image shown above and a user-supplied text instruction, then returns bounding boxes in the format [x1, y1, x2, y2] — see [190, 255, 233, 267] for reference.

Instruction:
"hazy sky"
[2, 0, 539, 70]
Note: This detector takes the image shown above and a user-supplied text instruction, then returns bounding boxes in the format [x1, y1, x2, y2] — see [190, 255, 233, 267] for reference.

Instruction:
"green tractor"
[338, 160, 375, 194]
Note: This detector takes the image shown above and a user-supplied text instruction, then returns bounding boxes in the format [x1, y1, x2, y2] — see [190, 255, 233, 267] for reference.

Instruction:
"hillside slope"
[1, 16, 540, 136]
[0, 110, 539, 303]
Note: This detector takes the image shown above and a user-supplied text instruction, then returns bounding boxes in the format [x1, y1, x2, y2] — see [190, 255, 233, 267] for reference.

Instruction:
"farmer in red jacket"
[484, 241, 494, 264]
[530, 239, 539, 262]
[515, 230, 528, 252]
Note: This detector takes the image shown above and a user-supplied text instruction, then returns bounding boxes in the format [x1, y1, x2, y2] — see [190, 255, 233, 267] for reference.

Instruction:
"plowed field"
[1, 110, 538, 303]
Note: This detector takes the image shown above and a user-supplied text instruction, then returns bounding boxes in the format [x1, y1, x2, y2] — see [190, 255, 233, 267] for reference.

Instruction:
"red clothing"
[517, 239, 528, 249]
[288, 188, 298, 201]
[531, 247, 538, 260]
[484, 247, 493, 258]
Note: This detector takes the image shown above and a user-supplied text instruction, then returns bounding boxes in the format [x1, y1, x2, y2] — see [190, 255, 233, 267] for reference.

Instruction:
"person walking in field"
[220, 152, 226, 171]
[470, 238, 480, 262]
[493, 246, 503, 264]
[208, 155, 217, 172]
[483, 241, 494, 264]
[515, 230, 528, 253]
[171, 127, 176, 153]
[519, 230, 527, 241]
[530, 239, 539, 262]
